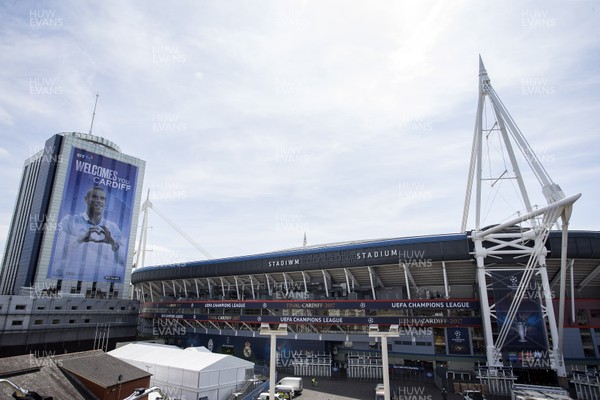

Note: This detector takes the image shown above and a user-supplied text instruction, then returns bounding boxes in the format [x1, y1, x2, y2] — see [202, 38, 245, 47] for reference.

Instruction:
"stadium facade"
[131, 59, 600, 397]
[0, 132, 144, 355]
[131, 231, 600, 386]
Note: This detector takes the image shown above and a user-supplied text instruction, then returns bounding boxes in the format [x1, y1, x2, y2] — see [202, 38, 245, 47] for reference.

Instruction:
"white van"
[256, 393, 282, 400]
[273, 385, 295, 398]
[275, 377, 303, 396]
[375, 383, 385, 400]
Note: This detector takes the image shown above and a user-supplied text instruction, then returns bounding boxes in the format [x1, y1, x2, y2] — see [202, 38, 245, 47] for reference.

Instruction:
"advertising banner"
[143, 312, 482, 327]
[491, 270, 548, 354]
[446, 327, 471, 355]
[47, 147, 138, 284]
[146, 299, 480, 310]
[182, 333, 325, 365]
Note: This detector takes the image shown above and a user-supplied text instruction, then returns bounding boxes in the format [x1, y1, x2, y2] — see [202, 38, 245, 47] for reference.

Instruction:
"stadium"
[130, 59, 600, 398]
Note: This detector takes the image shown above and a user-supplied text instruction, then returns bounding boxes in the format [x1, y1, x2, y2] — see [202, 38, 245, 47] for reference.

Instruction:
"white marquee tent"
[109, 342, 254, 400]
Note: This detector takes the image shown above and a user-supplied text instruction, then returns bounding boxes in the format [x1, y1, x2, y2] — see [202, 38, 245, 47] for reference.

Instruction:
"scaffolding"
[347, 352, 383, 380]
[291, 352, 332, 377]
[570, 368, 600, 400]
[476, 366, 517, 396]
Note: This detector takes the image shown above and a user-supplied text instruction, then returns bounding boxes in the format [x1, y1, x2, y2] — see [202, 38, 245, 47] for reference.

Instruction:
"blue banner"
[47, 147, 138, 284]
[143, 312, 482, 327]
[491, 270, 548, 354]
[446, 327, 471, 355]
[145, 299, 480, 310]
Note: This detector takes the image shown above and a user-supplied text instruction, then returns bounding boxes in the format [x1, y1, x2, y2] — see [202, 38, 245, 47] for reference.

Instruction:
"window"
[71, 306, 78, 310]
[37, 306, 46, 310]
[69, 319, 75, 324]
[84, 319, 90, 323]
[34, 320, 43, 325]
[52, 319, 60, 324]
[54, 306, 62, 310]
[15, 305, 26, 310]
[86, 306, 92, 310]
[11, 320, 23, 326]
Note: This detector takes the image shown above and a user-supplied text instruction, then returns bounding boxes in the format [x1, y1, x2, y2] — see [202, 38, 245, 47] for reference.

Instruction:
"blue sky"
[1, 1, 599, 266]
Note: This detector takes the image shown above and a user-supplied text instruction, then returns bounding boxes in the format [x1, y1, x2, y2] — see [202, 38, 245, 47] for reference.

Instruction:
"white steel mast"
[462, 56, 579, 388]
[133, 190, 212, 269]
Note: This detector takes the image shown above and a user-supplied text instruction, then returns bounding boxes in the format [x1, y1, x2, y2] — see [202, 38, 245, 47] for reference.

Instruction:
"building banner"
[144, 312, 482, 327]
[146, 299, 480, 310]
[182, 333, 325, 365]
[446, 327, 471, 355]
[47, 147, 138, 284]
[490, 270, 548, 356]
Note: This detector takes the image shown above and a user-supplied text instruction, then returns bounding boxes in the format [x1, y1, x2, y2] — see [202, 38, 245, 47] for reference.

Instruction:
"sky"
[0, 1, 599, 267]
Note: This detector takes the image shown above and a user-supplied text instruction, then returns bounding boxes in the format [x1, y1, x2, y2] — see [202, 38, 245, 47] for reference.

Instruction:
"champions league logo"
[448, 328, 468, 355]
[451, 329, 466, 344]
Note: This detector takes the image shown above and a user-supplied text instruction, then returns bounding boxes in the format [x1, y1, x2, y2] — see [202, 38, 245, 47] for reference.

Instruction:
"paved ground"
[291, 378, 464, 400]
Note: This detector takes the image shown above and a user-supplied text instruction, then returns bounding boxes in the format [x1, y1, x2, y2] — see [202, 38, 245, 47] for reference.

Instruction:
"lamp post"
[259, 323, 288, 400]
[369, 324, 400, 400]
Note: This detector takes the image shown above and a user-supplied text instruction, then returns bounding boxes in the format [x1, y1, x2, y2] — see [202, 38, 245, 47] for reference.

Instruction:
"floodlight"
[277, 323, 288, 331]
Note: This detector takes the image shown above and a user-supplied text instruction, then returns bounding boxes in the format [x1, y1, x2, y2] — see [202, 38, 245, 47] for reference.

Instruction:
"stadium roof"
[131, 231, 600, 292]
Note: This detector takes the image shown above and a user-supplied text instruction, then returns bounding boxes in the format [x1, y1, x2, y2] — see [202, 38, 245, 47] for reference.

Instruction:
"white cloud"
[0, 0, 599, 264]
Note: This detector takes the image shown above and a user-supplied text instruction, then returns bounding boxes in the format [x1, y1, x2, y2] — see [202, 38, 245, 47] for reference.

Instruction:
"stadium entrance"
[513, 368, 558, 387]
[391, 360, 433, 382]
